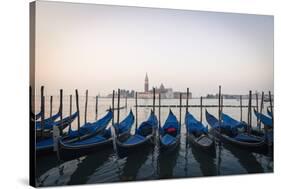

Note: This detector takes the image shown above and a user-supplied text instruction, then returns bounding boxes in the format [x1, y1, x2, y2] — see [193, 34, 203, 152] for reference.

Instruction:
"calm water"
[35, 97, 273, 187]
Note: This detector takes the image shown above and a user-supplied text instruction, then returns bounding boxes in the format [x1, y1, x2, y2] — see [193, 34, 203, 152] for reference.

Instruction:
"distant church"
[138, 73, 191, 99]
[144, 73, 149, 92]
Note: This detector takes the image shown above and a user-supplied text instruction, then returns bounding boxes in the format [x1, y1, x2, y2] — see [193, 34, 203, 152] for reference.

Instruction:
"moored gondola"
[58, 110, 134, 161]
[116, 110, 158, 154]
[36, 110, 113, 155]
[36, 112, 78, 138]
[206, 110, 267, 151]
[267, 107, 273, 118]
[254, 109, 273, 128]
[159, 110, 180, 152]
[185, 112, 215, 153]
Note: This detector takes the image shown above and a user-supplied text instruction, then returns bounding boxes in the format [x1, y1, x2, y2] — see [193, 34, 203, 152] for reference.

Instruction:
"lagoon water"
[35, 97, 273, 186]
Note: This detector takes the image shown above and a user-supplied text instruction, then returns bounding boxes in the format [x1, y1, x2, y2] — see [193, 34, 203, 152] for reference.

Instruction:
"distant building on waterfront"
[138, 73, 192, 99]
[106, 89, 135, 98]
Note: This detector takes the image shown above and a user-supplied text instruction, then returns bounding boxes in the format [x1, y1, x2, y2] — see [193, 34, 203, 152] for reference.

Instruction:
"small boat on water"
[116, 110, 158, 154]
[159, 110, 180, 152]
[253, 109, 273, 145]
[58, 110, 135, 161]
[185, 112, 215, 153]
[254, 109, 273, 128]
[267, 108, 273, 118]
[35, 111, 61, 130]
[36, 112, 78, 138]
[206, 110, 266, 151]
[36, 110, 113, 155]
[31, 111, 42, 121]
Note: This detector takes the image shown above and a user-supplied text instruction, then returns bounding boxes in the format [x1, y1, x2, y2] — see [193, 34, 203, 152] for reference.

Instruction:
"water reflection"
[191, 145, 217, 176]
[120, 147, 152, 181]
[223, 143, 264, 174]
[158, 145, 180, 179]
[68, 149, 113, 185]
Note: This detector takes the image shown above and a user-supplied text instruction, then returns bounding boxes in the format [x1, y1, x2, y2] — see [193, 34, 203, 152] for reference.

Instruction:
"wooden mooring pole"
[117, 89, 120, 125]
[247, 90, 252, 134]
[95, 95, 98, 121]
[269, 91, 273, 125]
[84, 90, 88, 124]
[240, 95, 242, 122]
[186, 88, 189, 133]
[59, 89, 63, 122]
[200, 96, 203, 123]
[258, 91, 264, 131]
[179, 93, 182, 127]
[112, 90, 115, 126]
[125, 95, 128, 109]
[218, 86, 221, 134]
[255, 92, 259, 126]
[158, 93, 161, 134]
[135, 92, 138, 133]
[75, 89, 81, 134]
[186, 88, 189, 113]
[153, 88, 156, 114]
[40, 86, 45, 135]
[68, 95, 72, 134]
[50, 96, 53, 117]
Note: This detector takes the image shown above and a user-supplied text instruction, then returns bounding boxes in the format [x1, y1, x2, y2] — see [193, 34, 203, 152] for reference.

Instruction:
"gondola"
[185, 112, 215, 153]
[35, 111, 61, 130]
[58, 110, 134, 161]
[267, 107, 273, 118]
[159, 110, 180, 152]
[205, 110, 266, 151]
[36, 112, 78, 138]
[254, 109, 273, 128]
[253, 109, 273, 146]
[62, 110, 113, 142]
[36, 110, 113, 155]
[31, 111, 42, 121]
[116, 110, 158, 154]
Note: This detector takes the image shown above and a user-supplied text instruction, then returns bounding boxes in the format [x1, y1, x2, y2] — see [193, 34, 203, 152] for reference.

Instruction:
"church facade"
[138, 73, 192, 99]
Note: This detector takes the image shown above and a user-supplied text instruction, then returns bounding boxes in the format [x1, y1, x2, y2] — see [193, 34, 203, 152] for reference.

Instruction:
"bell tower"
[145, 73, 149, 92]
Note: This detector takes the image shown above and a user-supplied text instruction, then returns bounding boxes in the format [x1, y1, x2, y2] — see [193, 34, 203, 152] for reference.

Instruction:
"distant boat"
[116, 110, 158, 154]
[185, 112, 215, 153]
[36, 110, 112, 155]
[58, 110, 135, 161]
[205, 110, 266, 151]
[159, 110, 180, 152]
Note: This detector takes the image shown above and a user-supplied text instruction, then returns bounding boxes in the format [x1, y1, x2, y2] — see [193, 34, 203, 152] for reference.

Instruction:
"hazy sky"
[35, 1, 273, 97]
